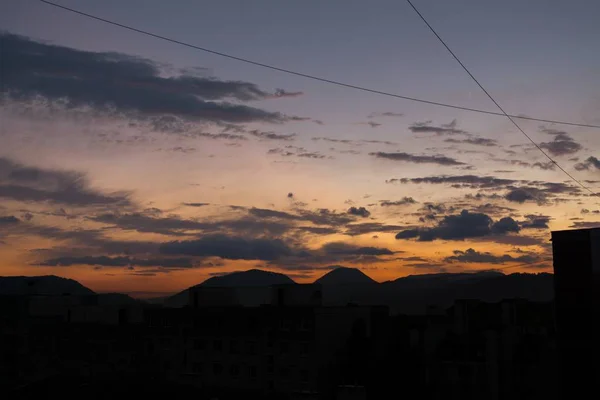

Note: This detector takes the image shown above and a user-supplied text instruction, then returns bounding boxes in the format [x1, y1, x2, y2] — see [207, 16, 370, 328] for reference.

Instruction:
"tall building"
[551, 227, 600, 399]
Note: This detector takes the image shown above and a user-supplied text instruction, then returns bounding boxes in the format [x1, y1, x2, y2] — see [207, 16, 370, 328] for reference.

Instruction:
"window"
[230, 340, 239, 354]
[213, 339, 222, 352]
[280, 319, 291, 332]
[230, 364, 240, 378]
[279, 367, 290, 380]
[192, 362, 202, 374]
[300, 369, 309, 383]
[213, 363, 223, 376]
[300, 342, 309, 357]
[279, 341, 289, 355]
[249, 366, 257, 379]
[246, 340, 256, 355]
[300, 319, 314, 331]
[193, 339, 205, 351]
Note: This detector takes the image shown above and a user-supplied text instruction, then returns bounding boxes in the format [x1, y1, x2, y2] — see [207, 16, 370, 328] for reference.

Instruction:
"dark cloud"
[90, 211, 291, 237]
[38, 255, 194, 268]
[194, 132, 248, 141]
[296, 226, 340, 235]
[387, 175, 514, 188]
[248, 207, 354, 226]
[370, 152, 465, 166]
[491, 217, 520, 234]
[380, 197, 418, 207]
[320, 242, 393, 256]
[272, 89, 303, 98]
[395, 210, 521, 241]
[409, 119, 467, 135]
[347, 207, 371, 218]
[569, 221, 600, 229]
[504, 188, 541, 204]
[0, 215, 20, 225]
[574, 156, 600, 171]
[344, 222, 411, 236]
[268, 147, 327, 159]
[445, 137, 498, 147]
[521, 214, 550, 229]
[0, 157, 130, 206]
[3, 33, 302, 124]
[182, 202, 210, 207]
[160, 235, 294, 260]
[248, 130, 296, 141]
[368, 111, 404, 118]
[445, 248, 540, 264]
[539, 130, 582, 156]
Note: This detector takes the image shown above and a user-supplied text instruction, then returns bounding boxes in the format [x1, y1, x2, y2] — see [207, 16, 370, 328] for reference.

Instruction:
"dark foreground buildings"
[1, 282, 559, 399]
[8, 225, 600, 399]
[551, 227, 600, 399]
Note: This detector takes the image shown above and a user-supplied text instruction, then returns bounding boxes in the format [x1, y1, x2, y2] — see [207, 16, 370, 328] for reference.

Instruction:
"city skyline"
[1, 0, 599, 296]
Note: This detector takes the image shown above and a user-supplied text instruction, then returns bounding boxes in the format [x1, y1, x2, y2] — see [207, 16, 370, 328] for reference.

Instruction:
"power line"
[36, 0, 600, 130]
[404, 0, 596, 196]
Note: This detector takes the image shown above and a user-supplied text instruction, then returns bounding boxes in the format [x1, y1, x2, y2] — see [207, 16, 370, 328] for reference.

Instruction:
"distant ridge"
[163, 269, 295, 308]
[314, 267, 376, 285]
[6, 270, 554, 315]
[0, 275, 95, 296]
[202, 269, 296, 287]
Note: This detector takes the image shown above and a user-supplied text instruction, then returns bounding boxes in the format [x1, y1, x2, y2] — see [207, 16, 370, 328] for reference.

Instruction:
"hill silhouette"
[315, 267, 376, 285]
[164, 269, 295, 307]
[3, 270, 554, 314]
[0, 275, 95, 296]
[202, 269, 295, 287]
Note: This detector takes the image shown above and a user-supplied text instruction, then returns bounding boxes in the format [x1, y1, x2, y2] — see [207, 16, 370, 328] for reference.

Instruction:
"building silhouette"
[551, 227, 600, 399]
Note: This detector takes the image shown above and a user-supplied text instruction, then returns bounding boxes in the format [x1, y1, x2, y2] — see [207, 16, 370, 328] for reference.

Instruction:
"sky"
[1, 0, 599, 297]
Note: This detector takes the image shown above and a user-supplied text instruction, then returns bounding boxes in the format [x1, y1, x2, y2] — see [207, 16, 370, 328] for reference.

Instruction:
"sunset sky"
[1, 0, 599, 297]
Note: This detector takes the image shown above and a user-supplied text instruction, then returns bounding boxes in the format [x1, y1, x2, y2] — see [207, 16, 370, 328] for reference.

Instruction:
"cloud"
[368, 111, 404, 118]
[539, 130, 582, 156]
[388, 175, 515, 188]
[521, 214, 550, 229]
[90, 211, 292, 237]
[0, 215, 20, 225]
[38, 255, 194, 268]
[395, 210, 521, 241]
[491, 217, 520, 234]
[0, 157, 130, 206]
[248, 130, 296, 141]
[272, 89, 304, 98]
[320, 242, 393, 256]
[569, 221, 600, 229]
[3, 33, 302, 124]
[357, 121, 382, 128]
[248, 207, 354, 226]
[444, 248, 540, 264]
[504, 188, 540, 203]
[370, 152, 465, 166]
[268, 147, 327, 159]
[344, 222, 411, 236]
[574, 156, 600, 171]
[182, 202, 210, 207]
[160, 234, 294, 260]
[347, 207, 371, 218]
[379, 197, 418, 206]
[409, 119, 467, 135]
[445, 137, 498, 147]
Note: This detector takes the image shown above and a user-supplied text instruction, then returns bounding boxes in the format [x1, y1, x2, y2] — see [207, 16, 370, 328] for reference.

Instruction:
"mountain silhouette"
[164, 269, 295, 307]
[314, 266, 377, 285]
[202, 269, 296, 287]
[0, 275, 95, 296]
